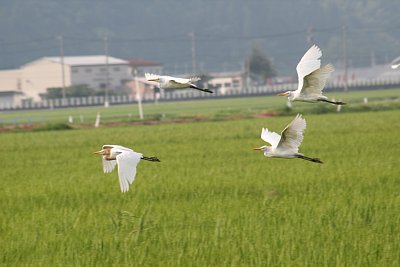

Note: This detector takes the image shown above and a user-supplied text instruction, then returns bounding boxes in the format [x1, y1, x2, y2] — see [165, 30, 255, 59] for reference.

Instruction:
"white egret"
[391, 63, 400, 69]
[145, 73, 213, 93]
[277, 45, 345, 105]
[254, 114, 322, 163]
[94, 145, 160, 193]
[390, 56, 400, 69]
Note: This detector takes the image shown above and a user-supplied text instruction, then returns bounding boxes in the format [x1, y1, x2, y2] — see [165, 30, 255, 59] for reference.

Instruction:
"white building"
[127, 59, 163, 77]
[0, 55, 131, 101]
[0, 91, 25, 109]
[332, 64, 400, 83]
[207, 71, 244, 94]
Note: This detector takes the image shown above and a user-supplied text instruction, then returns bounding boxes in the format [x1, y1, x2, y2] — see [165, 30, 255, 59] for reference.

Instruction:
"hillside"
[0, 0, 399, 75]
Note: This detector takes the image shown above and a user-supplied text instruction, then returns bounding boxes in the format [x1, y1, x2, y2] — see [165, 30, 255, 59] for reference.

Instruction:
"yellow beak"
[253, 147, 262, 150]
[93, 150, 104, 155]
[277, 92, 287, 96]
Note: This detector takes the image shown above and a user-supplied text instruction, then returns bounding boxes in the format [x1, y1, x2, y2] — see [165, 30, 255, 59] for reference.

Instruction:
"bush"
[33, 123, 73, 131]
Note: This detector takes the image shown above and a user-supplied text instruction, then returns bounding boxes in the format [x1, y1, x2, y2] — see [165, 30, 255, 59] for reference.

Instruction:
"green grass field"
[0, 107, 399, 266]
[1, 88, 400, 126]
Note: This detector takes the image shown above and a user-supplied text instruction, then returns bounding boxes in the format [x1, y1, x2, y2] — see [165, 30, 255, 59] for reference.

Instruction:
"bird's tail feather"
[295, 154, 323, 164]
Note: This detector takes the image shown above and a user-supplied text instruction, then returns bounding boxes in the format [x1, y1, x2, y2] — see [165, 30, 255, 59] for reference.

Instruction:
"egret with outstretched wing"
[277, 45, 345, 105]
[254, 114, 322, 163]
[94, 145, 160, 192]
[145, 73, 213, 93]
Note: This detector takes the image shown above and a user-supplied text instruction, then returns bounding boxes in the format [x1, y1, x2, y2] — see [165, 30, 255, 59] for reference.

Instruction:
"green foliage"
[41, 85, 98, 99]
[0, 110, 399, 266]
[248, 44, 277, 82]
[1, 1, 399, 73]
[33, 123, 73, 132]
[1, 88, 399, 127]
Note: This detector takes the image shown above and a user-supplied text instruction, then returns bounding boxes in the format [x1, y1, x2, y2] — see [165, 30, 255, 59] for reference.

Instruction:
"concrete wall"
[208, 76, 243, 94]
[70, 64, 131, 90]
[21, 59, 71, 100]
[0, 69, 22, 91]
[0, 91, 25, 108]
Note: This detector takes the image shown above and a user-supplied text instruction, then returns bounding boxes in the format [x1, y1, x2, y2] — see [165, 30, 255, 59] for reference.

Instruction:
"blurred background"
[0, 0, 399, 113]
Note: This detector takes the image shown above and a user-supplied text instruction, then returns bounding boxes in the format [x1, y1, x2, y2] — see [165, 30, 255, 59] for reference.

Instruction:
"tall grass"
[0, 110, 399, 266]
[1, 88, 399, 126]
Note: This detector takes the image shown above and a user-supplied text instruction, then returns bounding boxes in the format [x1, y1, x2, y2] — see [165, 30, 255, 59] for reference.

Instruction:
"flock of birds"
[94, 44, 345, 192]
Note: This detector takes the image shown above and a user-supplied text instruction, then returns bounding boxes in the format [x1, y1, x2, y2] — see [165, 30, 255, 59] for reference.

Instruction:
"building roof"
[0, 90, 24, 95]
[127, 58, 162, 67]
[208, 71, 244, 78]
[42, 55, 129, 66]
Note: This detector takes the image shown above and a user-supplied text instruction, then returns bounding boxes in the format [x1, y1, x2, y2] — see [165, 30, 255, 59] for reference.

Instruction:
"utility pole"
[342, 25, 348, 92]
[307, 26, 314, 46]
[104, 35, 110, 107]
[370, 51, 376, 68]
[133, 68, 144, 120]
[244, 56, 250, 90]
[189, 32, 197, 74]
[57, 35, 66, 100]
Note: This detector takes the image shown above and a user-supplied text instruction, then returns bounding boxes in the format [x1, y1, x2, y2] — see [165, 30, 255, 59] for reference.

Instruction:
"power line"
[189, 32, 197, 74]
[0, 37, 55, 47]
[104, 35, 110, 107]
[57, 35, 66, 99]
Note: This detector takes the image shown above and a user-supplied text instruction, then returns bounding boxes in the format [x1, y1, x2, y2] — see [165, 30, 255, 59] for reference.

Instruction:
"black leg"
[319, 99, 346, 105]
[142, 156, 161, 162]
[190, 85, 213, 93]
[295, 154, 323, 164]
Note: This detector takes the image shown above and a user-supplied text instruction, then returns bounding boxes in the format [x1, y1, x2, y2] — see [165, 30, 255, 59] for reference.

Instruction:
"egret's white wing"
[299, 45, 322, 65]
[277, 114, 306, 153]
[170, 77, 191, 84]
[301, 64, 334, 96]
[145, 73, 161, 81]
[100, 145, 131, 173]
[116, 150, 142, 193]
[295, 45, 322, 94]
[102, 157, 117, 173]
[261, 128, 281, 148]
[168, 75, 200, 84]
[102, 144, 132, 152]
[189, 76, 201, 82]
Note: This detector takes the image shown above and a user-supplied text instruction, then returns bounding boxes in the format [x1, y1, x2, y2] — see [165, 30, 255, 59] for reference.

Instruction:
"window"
[113, 67, 120, 72]
[85, 68, 92, 73]
[72, 68, 79, 74]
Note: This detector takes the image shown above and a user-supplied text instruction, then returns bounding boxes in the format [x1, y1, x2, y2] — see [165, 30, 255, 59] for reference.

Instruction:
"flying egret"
[391, 63, 400, 69]
[145, 73, 213, 93]
[94, 145, 160, 193]
[390, 56, 400, 69]
[254, 114, 322, 163]
[277, 45, 345, 105]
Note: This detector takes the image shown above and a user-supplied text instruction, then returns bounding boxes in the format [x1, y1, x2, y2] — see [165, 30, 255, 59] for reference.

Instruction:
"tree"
[40, 85, 96, 100]
[247, 45, 277, 83]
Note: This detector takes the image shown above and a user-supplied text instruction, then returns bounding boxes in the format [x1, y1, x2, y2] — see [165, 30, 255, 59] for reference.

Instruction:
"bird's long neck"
[288, 91, 296, 101]
[102, 148, 116, 160]
[263, 146, 272, 156]
[263, 146, 271, 154]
